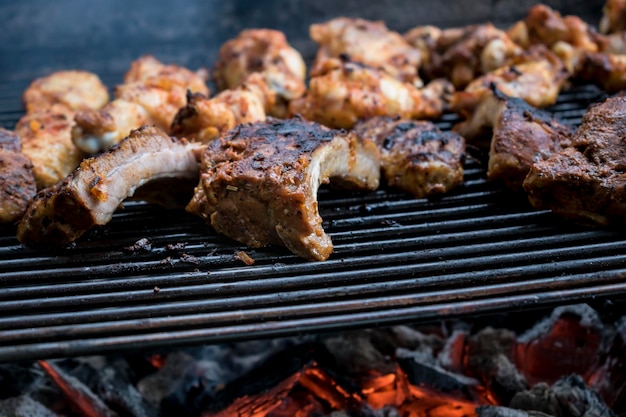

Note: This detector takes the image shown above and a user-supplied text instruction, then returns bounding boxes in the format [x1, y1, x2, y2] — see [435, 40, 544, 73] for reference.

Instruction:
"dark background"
[0, 0, 605, 127]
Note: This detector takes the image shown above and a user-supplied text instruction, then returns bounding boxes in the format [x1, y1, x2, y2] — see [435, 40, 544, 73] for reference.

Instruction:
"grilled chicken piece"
[600, 0, 626, 34]
[22, 70, 109, 114]
[17, 126, 204, 246]
[355, 117, 465, 198]
[212, 29, 306, 117]
[450, 53, 568, 115]
[406, 23, 523, 89]
[187, 118, 380, 261]
[310, 17, 423, 86]
[455, 89, 573, 192]
[170, 73, 274, 143]
[523, 96, 626, 226]
[72, 55, 209, 153]
[289, 59, 452, 130]
[0, 129, 36, 224]
[576, 52, 626, 93]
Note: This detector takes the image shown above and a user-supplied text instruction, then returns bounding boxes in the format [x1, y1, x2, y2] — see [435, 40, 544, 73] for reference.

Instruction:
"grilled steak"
[355, 117, 465, 198]
[455, 88, 573, 192]
[0, 129, 36, 224]
[523, 96, 626, 226]
[187, 118, 380, 261]
[17, 126, 204, 246]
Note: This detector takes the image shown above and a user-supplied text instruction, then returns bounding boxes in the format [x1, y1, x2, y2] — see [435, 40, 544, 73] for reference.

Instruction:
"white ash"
[0, 395, 57, 417]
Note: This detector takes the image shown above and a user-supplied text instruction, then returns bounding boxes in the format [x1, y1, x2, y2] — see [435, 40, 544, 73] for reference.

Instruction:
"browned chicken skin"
[0, 128, 36, 224]
[524, 96, 626, 226]
[600, 0, 626, 34]
[355, 117, 465, 198]
[17, 126, 204, 247]
[310, 17, 423, 86]
[289, 59, 452, 130]
[577, 52, 626, 93]
[212, 29, 306, 117]
[170, 73, 275, 143]
[455, 88, 573, 192]
[72, 55, 209, 153]
[18, 71, 109, 189]
[407, 23, 523, 89]
[187, 118, 380, 261]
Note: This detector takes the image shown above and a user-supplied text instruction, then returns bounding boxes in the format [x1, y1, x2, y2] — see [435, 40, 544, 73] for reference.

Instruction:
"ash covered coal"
[0, 304, 623, 417]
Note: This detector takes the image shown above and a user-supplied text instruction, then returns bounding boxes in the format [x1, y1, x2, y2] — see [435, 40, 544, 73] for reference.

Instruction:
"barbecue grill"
[1, 0, 625, 363]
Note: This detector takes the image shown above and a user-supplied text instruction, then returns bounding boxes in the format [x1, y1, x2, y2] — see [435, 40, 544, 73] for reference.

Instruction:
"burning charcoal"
[37, 360, 119, 417]
[465, 328, 528, 405]
[137, 351, 197, 409]
[98, 364, 160, 417]
[0, 395, 58, 417]
[516, 305, 604, 386]
[588, 317, 626, 410]
[438, 329, 468, 374]
[477, 405, 553, 417]
[323, 331, 396, 375]
[389, 325, 445, 354]
[509, 375, 615, 417]
[395, 348, 483, 402]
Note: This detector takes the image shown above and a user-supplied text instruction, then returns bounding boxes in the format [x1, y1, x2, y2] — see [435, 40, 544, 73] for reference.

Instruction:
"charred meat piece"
[355, 117, 465, 198]
[212, 29, 306, 117]
[22, 70, 109, 114]
[523, 96, 626, 226]
[455, 89, 573, 192]
[187, 118, 380, 261]
[310, 17, 423, 86]
[0, 128, 36, 224]
[17, 126, 204, 246]
[600, 0, 626, 34]
[406, 23, 523, 89]
[170, 73, 274, 143]
[450, 52, 568, 115]
[72, 55, 209, 153]
[289, 59, 452, 130]
[576, 52, 626, 93]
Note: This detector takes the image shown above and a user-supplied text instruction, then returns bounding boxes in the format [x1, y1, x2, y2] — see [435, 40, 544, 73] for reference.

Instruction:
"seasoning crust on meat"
[355, 117, 465, 198]
[0, 129, 36, 224]
[188, 118, 380, 261]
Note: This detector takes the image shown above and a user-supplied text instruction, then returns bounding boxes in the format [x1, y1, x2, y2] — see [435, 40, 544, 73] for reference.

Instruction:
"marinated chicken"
[450, 52, 569, 115]
[170, 73, 274, 143]
[355, 117, 465, 198]
[212, 29, 306, 117]
[600, 0, 626, 34]
[406, 23, 523, 89]
[0, 128, 36, 224]
[72, 55, 209, 153]
[523, 96, 626, 226]
[289, 59, 452, 130]
[17, 126, 204, 246]
[576, 52, 626, 93]
[454, 88, 573, 192]
[17, 71, 109, 189]
[310, 17, 423, 86]
[187, 118, 380, 261]
[22, 70, 109, 114]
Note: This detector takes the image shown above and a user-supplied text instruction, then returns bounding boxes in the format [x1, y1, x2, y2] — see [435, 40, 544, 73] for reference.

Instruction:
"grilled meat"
[355, 117, 465, 198]
[22, 70, 109, 114]
[17, 126, 204, 246]
[576, 52, 626, 93]
[212, 29, 306, 117]
[455, 89, 573, 192]
[310, 17, 423, 86]
[523, 96, 626, 226]
[289, 59, 452, 130]
[0, 128, 36, 224]
[406, 23, 522, 89]
[187, 118, 380, 261]
[72, 55, 209, 153]
[600, 0, 626, 34]
[170, 73, 274, 143]
[450, 53, 568, 115]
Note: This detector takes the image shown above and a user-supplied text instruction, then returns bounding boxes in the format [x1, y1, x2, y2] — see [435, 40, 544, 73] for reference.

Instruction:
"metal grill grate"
[1, 81, 626, 362]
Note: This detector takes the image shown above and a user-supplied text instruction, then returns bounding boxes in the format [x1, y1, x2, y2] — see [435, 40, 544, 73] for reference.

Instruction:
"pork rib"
[17, 126, 204, 246]
[188, 118, 380, 261]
